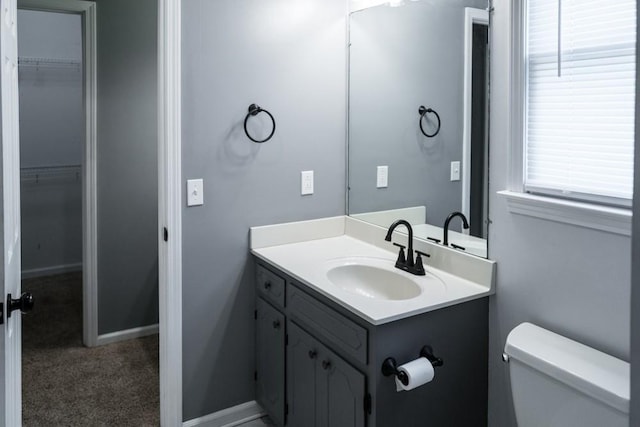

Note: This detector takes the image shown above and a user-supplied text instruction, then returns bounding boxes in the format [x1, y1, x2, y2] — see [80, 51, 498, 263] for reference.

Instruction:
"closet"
[19, 10, 83, 278]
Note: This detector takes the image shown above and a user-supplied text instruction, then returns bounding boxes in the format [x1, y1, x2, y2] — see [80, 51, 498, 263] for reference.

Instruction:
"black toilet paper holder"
[381, 345, 444, 385]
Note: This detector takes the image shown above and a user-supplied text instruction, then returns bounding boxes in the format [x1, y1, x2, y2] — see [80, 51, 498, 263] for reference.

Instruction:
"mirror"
[347, 0, 490, 257]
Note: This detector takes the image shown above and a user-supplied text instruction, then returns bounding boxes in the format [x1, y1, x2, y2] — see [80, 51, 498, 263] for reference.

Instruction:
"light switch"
[450, 161, 460, 181]
[187, 179, 204, 206]
[301, 170, 314, 195]
[377, 166, 388, 188]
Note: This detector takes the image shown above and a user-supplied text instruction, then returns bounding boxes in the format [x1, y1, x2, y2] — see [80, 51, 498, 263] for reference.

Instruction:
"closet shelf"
[18, 57, 81, 69]
[20, 164, 81, 184]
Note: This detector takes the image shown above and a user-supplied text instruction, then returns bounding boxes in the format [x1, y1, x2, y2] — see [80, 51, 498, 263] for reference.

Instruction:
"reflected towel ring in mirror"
[418, 105, 441, 138]
[244, 103, 276, 143]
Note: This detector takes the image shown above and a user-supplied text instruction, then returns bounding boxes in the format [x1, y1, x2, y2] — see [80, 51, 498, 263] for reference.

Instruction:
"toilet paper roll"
[395, 357, 435, 392]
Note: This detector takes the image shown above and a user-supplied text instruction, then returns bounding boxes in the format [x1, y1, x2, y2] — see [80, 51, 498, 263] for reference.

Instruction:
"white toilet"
[504, 322, 629, 427]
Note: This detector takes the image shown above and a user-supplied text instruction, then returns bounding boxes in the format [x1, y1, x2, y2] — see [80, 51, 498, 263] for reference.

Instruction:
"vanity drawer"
[287, 283, 367, 364]
[256, 264, 286, 308]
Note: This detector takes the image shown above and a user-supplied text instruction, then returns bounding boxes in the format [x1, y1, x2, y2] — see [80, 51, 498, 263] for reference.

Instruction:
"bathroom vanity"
[251, 216, 494, 427]
[250, 0, 495, 423]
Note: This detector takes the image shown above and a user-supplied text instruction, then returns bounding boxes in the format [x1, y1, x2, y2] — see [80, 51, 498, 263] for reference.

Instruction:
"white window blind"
[525, 0, 636, 205]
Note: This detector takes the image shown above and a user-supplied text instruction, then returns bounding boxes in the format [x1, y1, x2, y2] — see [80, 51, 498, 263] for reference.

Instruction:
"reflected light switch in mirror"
[187, 179, 204, 206]
[450, 161, 460, 181]
[377, 166, 388, 188]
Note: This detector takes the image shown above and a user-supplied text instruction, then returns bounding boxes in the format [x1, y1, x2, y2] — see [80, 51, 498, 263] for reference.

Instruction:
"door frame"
[14, 0, 183, 425]
[461, 7, 489, 224]
[158, 0, 182, 424]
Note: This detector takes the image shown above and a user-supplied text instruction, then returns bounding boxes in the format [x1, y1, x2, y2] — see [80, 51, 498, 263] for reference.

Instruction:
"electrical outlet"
[301, 170, 314, 195]
[377, 166, 388, 188]
[450, 161, 460, 181]
[187, 179, 204, 206]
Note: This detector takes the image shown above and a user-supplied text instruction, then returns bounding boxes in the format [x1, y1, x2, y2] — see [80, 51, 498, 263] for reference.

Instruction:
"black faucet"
[385, 219, 428, 276]
[443, 212, 469, 247]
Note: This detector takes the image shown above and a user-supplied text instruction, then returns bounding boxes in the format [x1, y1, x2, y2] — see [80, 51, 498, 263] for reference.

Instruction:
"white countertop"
[252, 234, 492, 325]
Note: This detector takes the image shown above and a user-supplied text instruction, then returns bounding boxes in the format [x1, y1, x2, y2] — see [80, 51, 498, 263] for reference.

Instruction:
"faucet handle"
[427, 237, 441, 244]
[415, 250, 430, 258]
[412, 250, 428, 276]
[392, 242, 406, 265]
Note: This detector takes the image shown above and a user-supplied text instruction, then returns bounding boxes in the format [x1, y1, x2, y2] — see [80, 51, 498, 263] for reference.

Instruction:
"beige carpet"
[22, 272, 160, 426]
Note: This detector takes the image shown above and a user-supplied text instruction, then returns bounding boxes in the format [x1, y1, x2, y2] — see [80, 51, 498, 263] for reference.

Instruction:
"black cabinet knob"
[322, 360, 331, 370]
[7, 292, 34, 318]
[272, 320, 281, 329]
[308, 350, 317, 359]
[264, 282, 272, 290]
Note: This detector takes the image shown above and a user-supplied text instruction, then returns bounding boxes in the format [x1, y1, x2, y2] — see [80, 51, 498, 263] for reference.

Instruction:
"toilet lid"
[504, 322, 629, 414]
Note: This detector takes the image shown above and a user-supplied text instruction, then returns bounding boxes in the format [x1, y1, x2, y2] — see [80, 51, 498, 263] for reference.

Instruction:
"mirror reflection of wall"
[347, 0, 489, 258]
[468, 21, 489, 239]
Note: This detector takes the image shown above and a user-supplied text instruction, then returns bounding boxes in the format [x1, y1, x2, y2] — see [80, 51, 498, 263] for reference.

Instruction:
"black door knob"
[7, 292, 34, 317]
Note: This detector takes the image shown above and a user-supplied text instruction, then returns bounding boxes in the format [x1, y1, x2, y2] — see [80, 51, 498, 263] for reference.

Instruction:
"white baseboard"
[21, 262, 82, 279]
[95, 323, 159, 346]
[183, 401, 266, 427]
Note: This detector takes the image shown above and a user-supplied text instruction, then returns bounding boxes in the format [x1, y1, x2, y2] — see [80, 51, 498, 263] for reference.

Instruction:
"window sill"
[497, 190, 632, 236]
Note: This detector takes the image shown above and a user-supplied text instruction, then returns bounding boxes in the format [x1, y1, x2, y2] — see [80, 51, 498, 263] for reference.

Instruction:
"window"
[525, 0, 636, 207]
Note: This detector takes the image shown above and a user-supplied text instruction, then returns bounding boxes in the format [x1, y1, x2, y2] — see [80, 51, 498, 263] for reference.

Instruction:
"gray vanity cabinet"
[286, 321, 317, 426]
[287, 321, 365, 427]
[254, 260, 489, 427]
[256, 298, 286, 426]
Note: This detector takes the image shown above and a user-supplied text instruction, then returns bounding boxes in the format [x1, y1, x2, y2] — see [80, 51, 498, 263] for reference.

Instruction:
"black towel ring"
[244, 104, 276, 143]
[418, 105, 441, 138]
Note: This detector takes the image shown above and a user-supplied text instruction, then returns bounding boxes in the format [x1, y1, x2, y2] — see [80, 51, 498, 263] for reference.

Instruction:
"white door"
[0, 0, 22, 424]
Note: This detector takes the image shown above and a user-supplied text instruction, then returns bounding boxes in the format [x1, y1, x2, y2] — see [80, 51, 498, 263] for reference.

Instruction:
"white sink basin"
[325, 257, 444, 301]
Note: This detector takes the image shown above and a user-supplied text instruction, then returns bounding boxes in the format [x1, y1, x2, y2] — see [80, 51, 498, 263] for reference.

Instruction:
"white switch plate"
[377, 165, 388, 188]
[187, 179, 204, 206]
[450, 161, 460, 181]
[301, 170, 314, 195]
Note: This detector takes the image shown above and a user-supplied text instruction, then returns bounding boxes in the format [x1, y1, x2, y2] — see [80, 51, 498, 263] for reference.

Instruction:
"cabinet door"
[256, 299, 286, 426]
[287, 322, 318, 427]
[316, 344, 366, 427]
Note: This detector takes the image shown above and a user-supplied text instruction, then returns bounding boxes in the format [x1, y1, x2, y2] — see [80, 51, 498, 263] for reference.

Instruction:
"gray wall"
[487, 1, 632, 425]
[21, 181, 82, 274]
[181, 0, 347, 420]
[18, 11, 83, 274]
[348, 0, 485, 227]
[18, 10, 83, 168]
[96, 0, 158, 334]
[630, 0, 639, 423]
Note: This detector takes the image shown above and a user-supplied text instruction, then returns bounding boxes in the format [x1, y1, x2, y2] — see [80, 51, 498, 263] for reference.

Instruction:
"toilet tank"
[504, 323, 629, 427]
